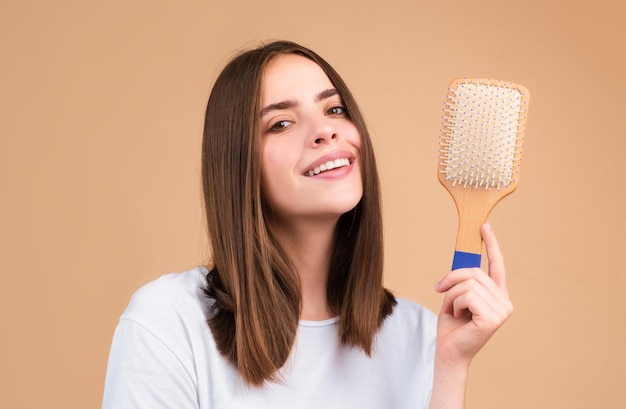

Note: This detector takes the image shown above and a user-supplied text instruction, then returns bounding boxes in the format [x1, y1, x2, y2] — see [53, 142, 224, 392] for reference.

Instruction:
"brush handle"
[452, 250, 482, 270]
[452, 197, 486, 270]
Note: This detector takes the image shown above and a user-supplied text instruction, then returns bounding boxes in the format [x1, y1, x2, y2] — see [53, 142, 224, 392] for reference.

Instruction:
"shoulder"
[129, 266, 208, 301]
[389, 297, 437, 326]
[120, 266, 211, 332]
[104, 267, 214, 407]
[391, 297, 437, 323]
[380, 297, 437, 343]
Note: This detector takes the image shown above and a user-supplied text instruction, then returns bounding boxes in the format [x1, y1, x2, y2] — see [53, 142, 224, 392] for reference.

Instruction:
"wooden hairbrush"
[438, 78, 530, 270]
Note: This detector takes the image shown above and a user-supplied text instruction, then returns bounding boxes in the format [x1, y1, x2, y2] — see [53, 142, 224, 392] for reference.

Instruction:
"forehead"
[260, 54, 335, 104]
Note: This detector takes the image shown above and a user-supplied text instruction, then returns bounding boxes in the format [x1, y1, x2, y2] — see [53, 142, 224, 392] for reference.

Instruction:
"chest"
[199, 324, 432, 409]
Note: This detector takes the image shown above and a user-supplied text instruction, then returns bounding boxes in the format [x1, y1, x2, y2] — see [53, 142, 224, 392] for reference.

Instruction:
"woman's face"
[259, 54, 363, 226]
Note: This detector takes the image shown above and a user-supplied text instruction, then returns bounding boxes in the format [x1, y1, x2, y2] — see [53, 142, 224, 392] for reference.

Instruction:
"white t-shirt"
[102, 267, 437, 409]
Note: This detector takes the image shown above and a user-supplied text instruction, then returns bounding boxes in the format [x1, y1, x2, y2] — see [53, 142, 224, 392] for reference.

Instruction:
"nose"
[310, 120, 338, 146]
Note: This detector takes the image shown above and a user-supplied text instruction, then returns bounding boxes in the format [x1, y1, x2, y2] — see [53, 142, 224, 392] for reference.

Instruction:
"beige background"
[1, 1, 625, 408]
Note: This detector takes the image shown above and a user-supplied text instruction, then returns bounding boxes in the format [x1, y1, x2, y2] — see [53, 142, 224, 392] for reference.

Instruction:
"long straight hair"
[202, 40, 396, 386]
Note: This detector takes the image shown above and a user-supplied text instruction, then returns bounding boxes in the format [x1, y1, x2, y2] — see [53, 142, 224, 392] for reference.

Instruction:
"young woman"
[103, 40, 512, 409]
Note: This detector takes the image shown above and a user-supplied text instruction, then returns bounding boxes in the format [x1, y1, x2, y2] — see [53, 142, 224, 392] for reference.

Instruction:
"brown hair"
[201, 40, 396, 386]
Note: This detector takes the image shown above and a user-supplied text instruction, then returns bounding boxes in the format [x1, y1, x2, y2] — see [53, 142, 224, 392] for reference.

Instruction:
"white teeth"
[306, 158, 350, 176]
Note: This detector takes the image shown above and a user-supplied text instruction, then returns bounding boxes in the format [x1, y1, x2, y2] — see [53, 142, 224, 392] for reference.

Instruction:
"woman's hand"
[428, 222, 513, 408]
[434, 222, 513, 367]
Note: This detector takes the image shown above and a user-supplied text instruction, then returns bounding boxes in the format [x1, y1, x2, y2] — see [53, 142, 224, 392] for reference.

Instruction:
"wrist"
[434, 337, 474, 370]
[428, 350, 471, 409]
[434, 349, 471, 380]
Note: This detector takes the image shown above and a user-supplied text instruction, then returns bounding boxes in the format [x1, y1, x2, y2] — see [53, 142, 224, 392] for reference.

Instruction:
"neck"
[269, 216, 338, 321]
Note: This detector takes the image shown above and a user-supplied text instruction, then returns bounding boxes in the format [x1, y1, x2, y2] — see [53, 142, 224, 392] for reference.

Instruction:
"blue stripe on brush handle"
[452, 251, 481, 270]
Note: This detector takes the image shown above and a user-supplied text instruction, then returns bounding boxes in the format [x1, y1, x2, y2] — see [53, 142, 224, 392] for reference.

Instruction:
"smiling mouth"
[305, 158, 351, 177]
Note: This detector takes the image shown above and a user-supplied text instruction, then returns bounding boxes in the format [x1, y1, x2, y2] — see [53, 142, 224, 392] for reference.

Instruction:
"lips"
[305, 158, 351, 176]
[303, 149, 355, 177]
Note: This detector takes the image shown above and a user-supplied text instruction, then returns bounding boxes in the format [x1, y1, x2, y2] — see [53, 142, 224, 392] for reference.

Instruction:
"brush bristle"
[439, 79, 528, 190]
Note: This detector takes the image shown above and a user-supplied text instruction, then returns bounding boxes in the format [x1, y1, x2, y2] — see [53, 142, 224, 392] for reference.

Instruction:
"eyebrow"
[260, 88, 340, 118]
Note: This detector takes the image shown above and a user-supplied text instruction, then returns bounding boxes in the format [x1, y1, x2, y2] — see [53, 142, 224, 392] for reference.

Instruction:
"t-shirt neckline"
[299, 316, 339, 327]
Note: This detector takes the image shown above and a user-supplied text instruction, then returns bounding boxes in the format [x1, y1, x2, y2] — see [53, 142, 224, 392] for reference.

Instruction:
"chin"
[324, 195, 362, 217]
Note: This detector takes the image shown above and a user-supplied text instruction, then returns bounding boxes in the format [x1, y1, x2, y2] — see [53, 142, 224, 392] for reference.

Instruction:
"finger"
[481, 222, 507, 291]
[441, 277, 492, 316]
[450, 289, 490, 320]
[435, 267, 499, 295]
[451, 290, 511, 333]
[441, 275, 509, 317]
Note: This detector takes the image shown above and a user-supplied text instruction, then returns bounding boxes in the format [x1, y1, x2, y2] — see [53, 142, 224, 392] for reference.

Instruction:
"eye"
[268, 120, 292, 133]
[327, 106, 347, 116]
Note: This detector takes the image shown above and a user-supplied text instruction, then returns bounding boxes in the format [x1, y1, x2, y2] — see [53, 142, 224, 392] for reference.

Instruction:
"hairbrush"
[438, 78, 530, 270]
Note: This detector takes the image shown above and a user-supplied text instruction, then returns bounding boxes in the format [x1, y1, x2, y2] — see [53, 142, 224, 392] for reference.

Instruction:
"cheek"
[345, 122, 362, 149]
[259, 143, 277, 197]
[261, 139, 293, 180]
[259, 139, 294, 206]
[259, 160, 279, 212]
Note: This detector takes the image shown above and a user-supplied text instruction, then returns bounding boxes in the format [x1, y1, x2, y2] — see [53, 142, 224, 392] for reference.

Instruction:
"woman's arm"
[429, 222, 514, 409]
